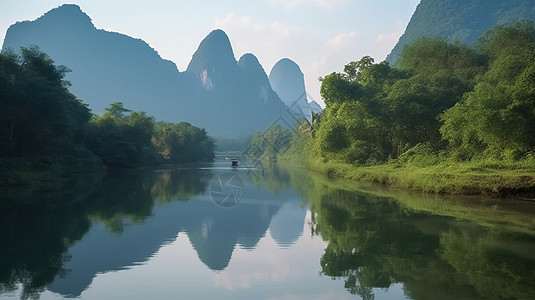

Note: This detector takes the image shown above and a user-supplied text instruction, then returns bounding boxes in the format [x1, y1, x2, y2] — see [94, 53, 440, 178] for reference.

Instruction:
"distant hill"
[269, 58, 309, 121]
[1, 5, 302, 137]
[2, 4, 181, 116]
[178, 29, 289, 136]
[269, 58, 322, 123]
[387, 0, 535, 65]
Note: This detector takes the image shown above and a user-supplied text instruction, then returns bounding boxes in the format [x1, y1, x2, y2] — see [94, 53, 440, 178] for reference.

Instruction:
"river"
[1, 157, 534, 299]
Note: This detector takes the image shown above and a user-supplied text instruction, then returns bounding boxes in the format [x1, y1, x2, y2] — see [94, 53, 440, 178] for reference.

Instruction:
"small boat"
[231, 159, 238, 167]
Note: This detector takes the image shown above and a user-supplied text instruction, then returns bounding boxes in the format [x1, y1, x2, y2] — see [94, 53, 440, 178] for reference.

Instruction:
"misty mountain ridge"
[269, 58, 321, 123]
[3, 4, 181, 116]
[2, 4, 318, 136]
[387, 0, 535, 64]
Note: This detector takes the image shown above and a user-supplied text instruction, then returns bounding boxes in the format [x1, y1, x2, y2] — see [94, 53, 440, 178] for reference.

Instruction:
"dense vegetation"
[0, 47, 91, 157]
[0, 46, 215, 185]
[316, 21, 535, 163]
[86, 102, 215, 167]
[258, 21, 535, 195]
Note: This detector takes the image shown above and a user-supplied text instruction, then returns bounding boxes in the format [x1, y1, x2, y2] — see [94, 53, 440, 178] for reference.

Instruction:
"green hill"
[387, 0, 535, 65]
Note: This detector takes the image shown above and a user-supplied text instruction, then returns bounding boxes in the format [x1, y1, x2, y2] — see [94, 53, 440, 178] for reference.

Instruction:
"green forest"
[0, 46, 215, 186]
[252, 21, 535, 195]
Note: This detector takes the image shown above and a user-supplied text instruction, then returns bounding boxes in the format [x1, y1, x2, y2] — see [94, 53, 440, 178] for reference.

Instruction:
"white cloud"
[303, 26, 409, 106]
[266, 0, 347, 10]
[327, 32, 358, 49]
[305, 31, 362, 98]
[376, 32, 399, 44]
[213, 13, 304, 71]
[375, 21, 407, 58]
[310, 32, 364, 82]
[215, 13, 302, 39]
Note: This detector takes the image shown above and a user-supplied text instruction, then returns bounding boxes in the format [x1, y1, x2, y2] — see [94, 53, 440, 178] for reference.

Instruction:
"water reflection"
[296, 168, 535, 300]
[0, 160, 534, 299]
[0, 172, 100, 300]
[0, 162, 307, 298]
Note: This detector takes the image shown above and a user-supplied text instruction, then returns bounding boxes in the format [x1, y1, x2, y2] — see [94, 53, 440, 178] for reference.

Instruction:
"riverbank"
[0, 147, 105, 187]
[306, 157, 535, 198]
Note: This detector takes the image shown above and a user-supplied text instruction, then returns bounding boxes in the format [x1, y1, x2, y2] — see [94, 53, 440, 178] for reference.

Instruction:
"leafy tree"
[315, 115, 349, 154]
[387, 37, 487, 153]
[85, 102, 156, 167]
[299, 111, 322, 138]
[87, 106, 216, 167]
[104, 101, 131, 119]
[309, 30, 503, 164]
[440, 21, 535, 159]
[477, 20, 535, 59]
[319, 72, 362, 106]
[152, 121, 215, 163]
[399, 36, 485, 82]
[315, 57, 402, 163]
[0, 47, 216, 187]
[0, 46, 90, 156]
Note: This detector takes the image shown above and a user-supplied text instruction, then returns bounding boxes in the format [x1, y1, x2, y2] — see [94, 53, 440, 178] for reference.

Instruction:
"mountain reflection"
[0, 162, 307, 298]
[1, 162, 534, 299]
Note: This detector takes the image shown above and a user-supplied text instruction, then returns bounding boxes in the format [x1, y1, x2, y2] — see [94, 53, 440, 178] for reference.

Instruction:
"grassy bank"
[274, 161, 535, 236]
[306, 156, 535, 197]
[0, 147, 105, 187]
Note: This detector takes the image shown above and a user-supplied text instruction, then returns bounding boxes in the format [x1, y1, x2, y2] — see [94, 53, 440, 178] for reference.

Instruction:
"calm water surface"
[1, 157, 534, 299]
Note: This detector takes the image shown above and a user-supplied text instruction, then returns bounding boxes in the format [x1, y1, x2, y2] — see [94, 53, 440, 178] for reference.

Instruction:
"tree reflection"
[151, 168, 212, 204]
[2, 163, 534, 299]
[440, 230, 535, 299]
[313, 190, 436, 299]
[0, 167, 211, 299]
[305, 176, 535, 299]
[0, 175, 96, 299]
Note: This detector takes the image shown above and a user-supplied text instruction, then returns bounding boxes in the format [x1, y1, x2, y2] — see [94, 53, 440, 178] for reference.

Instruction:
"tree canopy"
[304, 21, 535, 165]
[440, 20, 535, 160]
[0, 46, 90, 156]
[0, 46, 215, 180]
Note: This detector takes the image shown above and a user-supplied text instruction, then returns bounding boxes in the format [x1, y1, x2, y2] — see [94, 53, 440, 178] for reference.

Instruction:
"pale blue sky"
[1, 0, 421, 106]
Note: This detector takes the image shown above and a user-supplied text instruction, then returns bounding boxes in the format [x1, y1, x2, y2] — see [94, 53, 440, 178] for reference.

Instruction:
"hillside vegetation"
[252, 22, 535, 196]
[0, 47, 214, 186]
[387, 0, 535, 64]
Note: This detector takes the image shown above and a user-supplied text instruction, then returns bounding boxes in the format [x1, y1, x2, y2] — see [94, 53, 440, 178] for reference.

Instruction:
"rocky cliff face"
[181, 29, 288, 135]
[186, 29, 238, 92]
[387, 0, 535, 65]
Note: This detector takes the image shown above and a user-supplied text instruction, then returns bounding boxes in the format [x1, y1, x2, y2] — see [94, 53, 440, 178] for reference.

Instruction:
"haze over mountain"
[269, 58, 320, 123]
[179, 29, 290, 136]
[387, 0, 535, 65]
[1, 4, 316, 136]
[2, 4, 181, 115]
